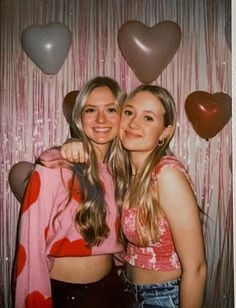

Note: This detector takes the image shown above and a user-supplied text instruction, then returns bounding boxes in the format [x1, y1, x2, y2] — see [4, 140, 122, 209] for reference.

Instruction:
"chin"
[122, 143, 139, 151]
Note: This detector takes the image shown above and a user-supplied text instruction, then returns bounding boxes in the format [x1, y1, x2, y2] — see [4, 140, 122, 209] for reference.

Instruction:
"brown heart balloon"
[185, 91, 232, 139]
[118, 20, 181, 83]
[63, 91, 79, 125]
[62, 90, 79, 137]
[8, 161, 34, 203]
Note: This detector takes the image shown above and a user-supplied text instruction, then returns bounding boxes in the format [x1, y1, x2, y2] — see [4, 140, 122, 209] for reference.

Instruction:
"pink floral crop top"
[121, 155, 193, 271]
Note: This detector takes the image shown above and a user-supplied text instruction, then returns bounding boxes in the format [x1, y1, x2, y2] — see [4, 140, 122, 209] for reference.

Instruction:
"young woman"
[115, 85, 207, 307]
[13, 76, 126, 308]
[60, 84, 207, 308]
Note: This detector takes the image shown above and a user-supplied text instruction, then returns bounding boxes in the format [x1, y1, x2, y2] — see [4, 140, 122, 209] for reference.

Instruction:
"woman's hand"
[60, 138, 88, 163]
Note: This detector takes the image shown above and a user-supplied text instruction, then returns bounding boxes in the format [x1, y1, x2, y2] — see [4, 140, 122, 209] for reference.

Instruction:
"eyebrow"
[124, 104, 159, 117]
[84, 102, 116, 108]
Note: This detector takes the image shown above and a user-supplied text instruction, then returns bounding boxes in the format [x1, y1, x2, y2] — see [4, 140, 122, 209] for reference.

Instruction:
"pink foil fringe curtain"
[0, 0, 232, 307]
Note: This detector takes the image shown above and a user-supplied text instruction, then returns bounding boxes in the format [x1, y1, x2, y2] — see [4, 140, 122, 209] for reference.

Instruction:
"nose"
[96, 111, 106, 123]
[128, 116, 139, 129]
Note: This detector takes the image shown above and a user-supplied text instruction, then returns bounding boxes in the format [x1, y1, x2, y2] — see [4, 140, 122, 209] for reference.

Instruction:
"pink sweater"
[14, 149, 123, 308]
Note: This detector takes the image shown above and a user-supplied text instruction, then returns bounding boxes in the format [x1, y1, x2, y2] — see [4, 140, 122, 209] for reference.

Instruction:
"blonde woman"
[115, 85, 206, 307]
[60, 84, 207, 308]
[13, 76, 126, 308]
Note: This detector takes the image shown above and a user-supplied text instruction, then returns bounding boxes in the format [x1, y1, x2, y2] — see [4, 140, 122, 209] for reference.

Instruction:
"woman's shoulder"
[155, 155, 185, 172]
[151, 155, 192, 186]
[30, 147, 74, 185]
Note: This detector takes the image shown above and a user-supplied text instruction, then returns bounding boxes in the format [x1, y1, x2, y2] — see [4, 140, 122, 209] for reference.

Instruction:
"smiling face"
[81, 86, 120, 154]
[119, 90, 172, 157]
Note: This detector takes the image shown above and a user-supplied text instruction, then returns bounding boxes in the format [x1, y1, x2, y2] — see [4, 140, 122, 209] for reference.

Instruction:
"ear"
[160, 125, 173, 141]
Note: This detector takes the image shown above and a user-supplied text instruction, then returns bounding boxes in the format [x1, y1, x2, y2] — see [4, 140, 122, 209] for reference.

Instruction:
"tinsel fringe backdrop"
[0, 0, 232, 307]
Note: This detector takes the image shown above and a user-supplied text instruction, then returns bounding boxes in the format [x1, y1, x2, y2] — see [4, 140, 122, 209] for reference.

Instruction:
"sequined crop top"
[121, 155, 192, 271]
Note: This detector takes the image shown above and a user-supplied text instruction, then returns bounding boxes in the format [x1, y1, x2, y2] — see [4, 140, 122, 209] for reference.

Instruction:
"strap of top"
[151, 155, 195, 194]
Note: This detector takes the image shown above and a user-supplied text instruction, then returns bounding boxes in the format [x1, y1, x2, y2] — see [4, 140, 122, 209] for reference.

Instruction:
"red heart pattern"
[21, 171, 40, 213]
[25, 291, 52, 308]
[50, 238, 91, 256]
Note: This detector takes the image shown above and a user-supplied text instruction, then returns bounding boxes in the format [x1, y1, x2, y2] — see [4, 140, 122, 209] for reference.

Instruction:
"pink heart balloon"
[118, 20, 181, 83]
[21, 23, 72, 75]
[8, 161, 34, 203]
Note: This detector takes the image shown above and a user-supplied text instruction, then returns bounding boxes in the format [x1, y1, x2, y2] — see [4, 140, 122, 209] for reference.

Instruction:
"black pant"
[51, 267, 125, 308]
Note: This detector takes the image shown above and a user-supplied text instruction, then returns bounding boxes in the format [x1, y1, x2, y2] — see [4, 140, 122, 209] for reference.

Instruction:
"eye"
[83, 107, 96, 113]
[107, 107, 117, 113]
[144, 115, 154, 122]
[123, 109, 133, 116]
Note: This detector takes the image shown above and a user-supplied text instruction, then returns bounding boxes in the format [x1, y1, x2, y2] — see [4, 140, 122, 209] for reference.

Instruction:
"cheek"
[82, 115, 93, 127]
[118, 119, 125, 134]
[148, 127, 163, 143]
[110, 114, 120, 125]
[119, 116, 127, 127]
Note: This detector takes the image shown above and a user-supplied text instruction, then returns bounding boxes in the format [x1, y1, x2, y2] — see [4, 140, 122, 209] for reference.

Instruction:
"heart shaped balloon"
[185, 91, 232, 139]
[8, 161, 34, 203]
[63, 90, 79, 137]
[225, 17, 231, 51]
[21, 23, 72, 75]
[118, 20, 181, 83]
[63, 91, 79, 125]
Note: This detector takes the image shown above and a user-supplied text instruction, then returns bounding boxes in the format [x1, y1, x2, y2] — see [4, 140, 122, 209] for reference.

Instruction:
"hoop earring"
[158, 139, 164, 146]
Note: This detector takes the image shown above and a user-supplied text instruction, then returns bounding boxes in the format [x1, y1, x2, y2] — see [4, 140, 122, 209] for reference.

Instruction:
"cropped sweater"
[14, 149, 123, 308]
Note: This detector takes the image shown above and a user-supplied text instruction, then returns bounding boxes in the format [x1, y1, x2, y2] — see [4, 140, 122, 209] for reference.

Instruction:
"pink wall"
[0, 0, 232, 307]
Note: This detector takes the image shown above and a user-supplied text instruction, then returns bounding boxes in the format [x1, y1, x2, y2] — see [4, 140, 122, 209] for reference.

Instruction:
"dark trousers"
[51, 267, 125, 308]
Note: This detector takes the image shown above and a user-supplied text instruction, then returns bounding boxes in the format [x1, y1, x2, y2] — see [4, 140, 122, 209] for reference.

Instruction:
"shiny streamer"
[0, 0, 232, 307]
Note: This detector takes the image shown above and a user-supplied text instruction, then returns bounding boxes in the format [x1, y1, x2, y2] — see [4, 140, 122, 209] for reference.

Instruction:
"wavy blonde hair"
[71, 76, 126, 246]
[112, 85, 176, 246]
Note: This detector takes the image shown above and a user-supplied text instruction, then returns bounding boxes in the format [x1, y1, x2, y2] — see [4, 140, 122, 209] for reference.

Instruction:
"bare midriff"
[125, 263, 181, 284]
[50, 254, 113, 283]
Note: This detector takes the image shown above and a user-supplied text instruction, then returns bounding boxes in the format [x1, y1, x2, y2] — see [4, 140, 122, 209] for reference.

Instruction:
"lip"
[93, 127, 111, 132]
[124, 130, 142, 138]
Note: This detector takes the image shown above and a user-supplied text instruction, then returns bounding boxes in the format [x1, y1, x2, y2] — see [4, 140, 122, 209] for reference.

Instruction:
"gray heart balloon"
[21, 23, 72, 75]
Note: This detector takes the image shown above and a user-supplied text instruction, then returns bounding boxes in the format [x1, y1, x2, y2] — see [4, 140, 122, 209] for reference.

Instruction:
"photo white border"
[232, 0, 236, 305]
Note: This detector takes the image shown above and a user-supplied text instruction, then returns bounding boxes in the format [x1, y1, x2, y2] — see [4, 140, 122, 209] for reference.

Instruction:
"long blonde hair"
[113, 85, 176, 246]
[71, 76, 126, 246]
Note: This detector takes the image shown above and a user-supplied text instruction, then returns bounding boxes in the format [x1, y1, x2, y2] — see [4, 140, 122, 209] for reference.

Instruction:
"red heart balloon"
[185, 91, 232, 139]
[118, 20, 181, 83]
[8, 161, 34, 203]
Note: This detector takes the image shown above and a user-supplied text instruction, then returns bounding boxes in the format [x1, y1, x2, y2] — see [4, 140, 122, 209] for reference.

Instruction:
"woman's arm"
[60, 138, 87, 163]
[14, 165, 56, 308]
[158, 166, 207, 308]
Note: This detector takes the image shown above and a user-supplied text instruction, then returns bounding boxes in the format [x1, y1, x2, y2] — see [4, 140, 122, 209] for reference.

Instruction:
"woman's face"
[119, 90, 171, 154]
[82, 86, 120, 153]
